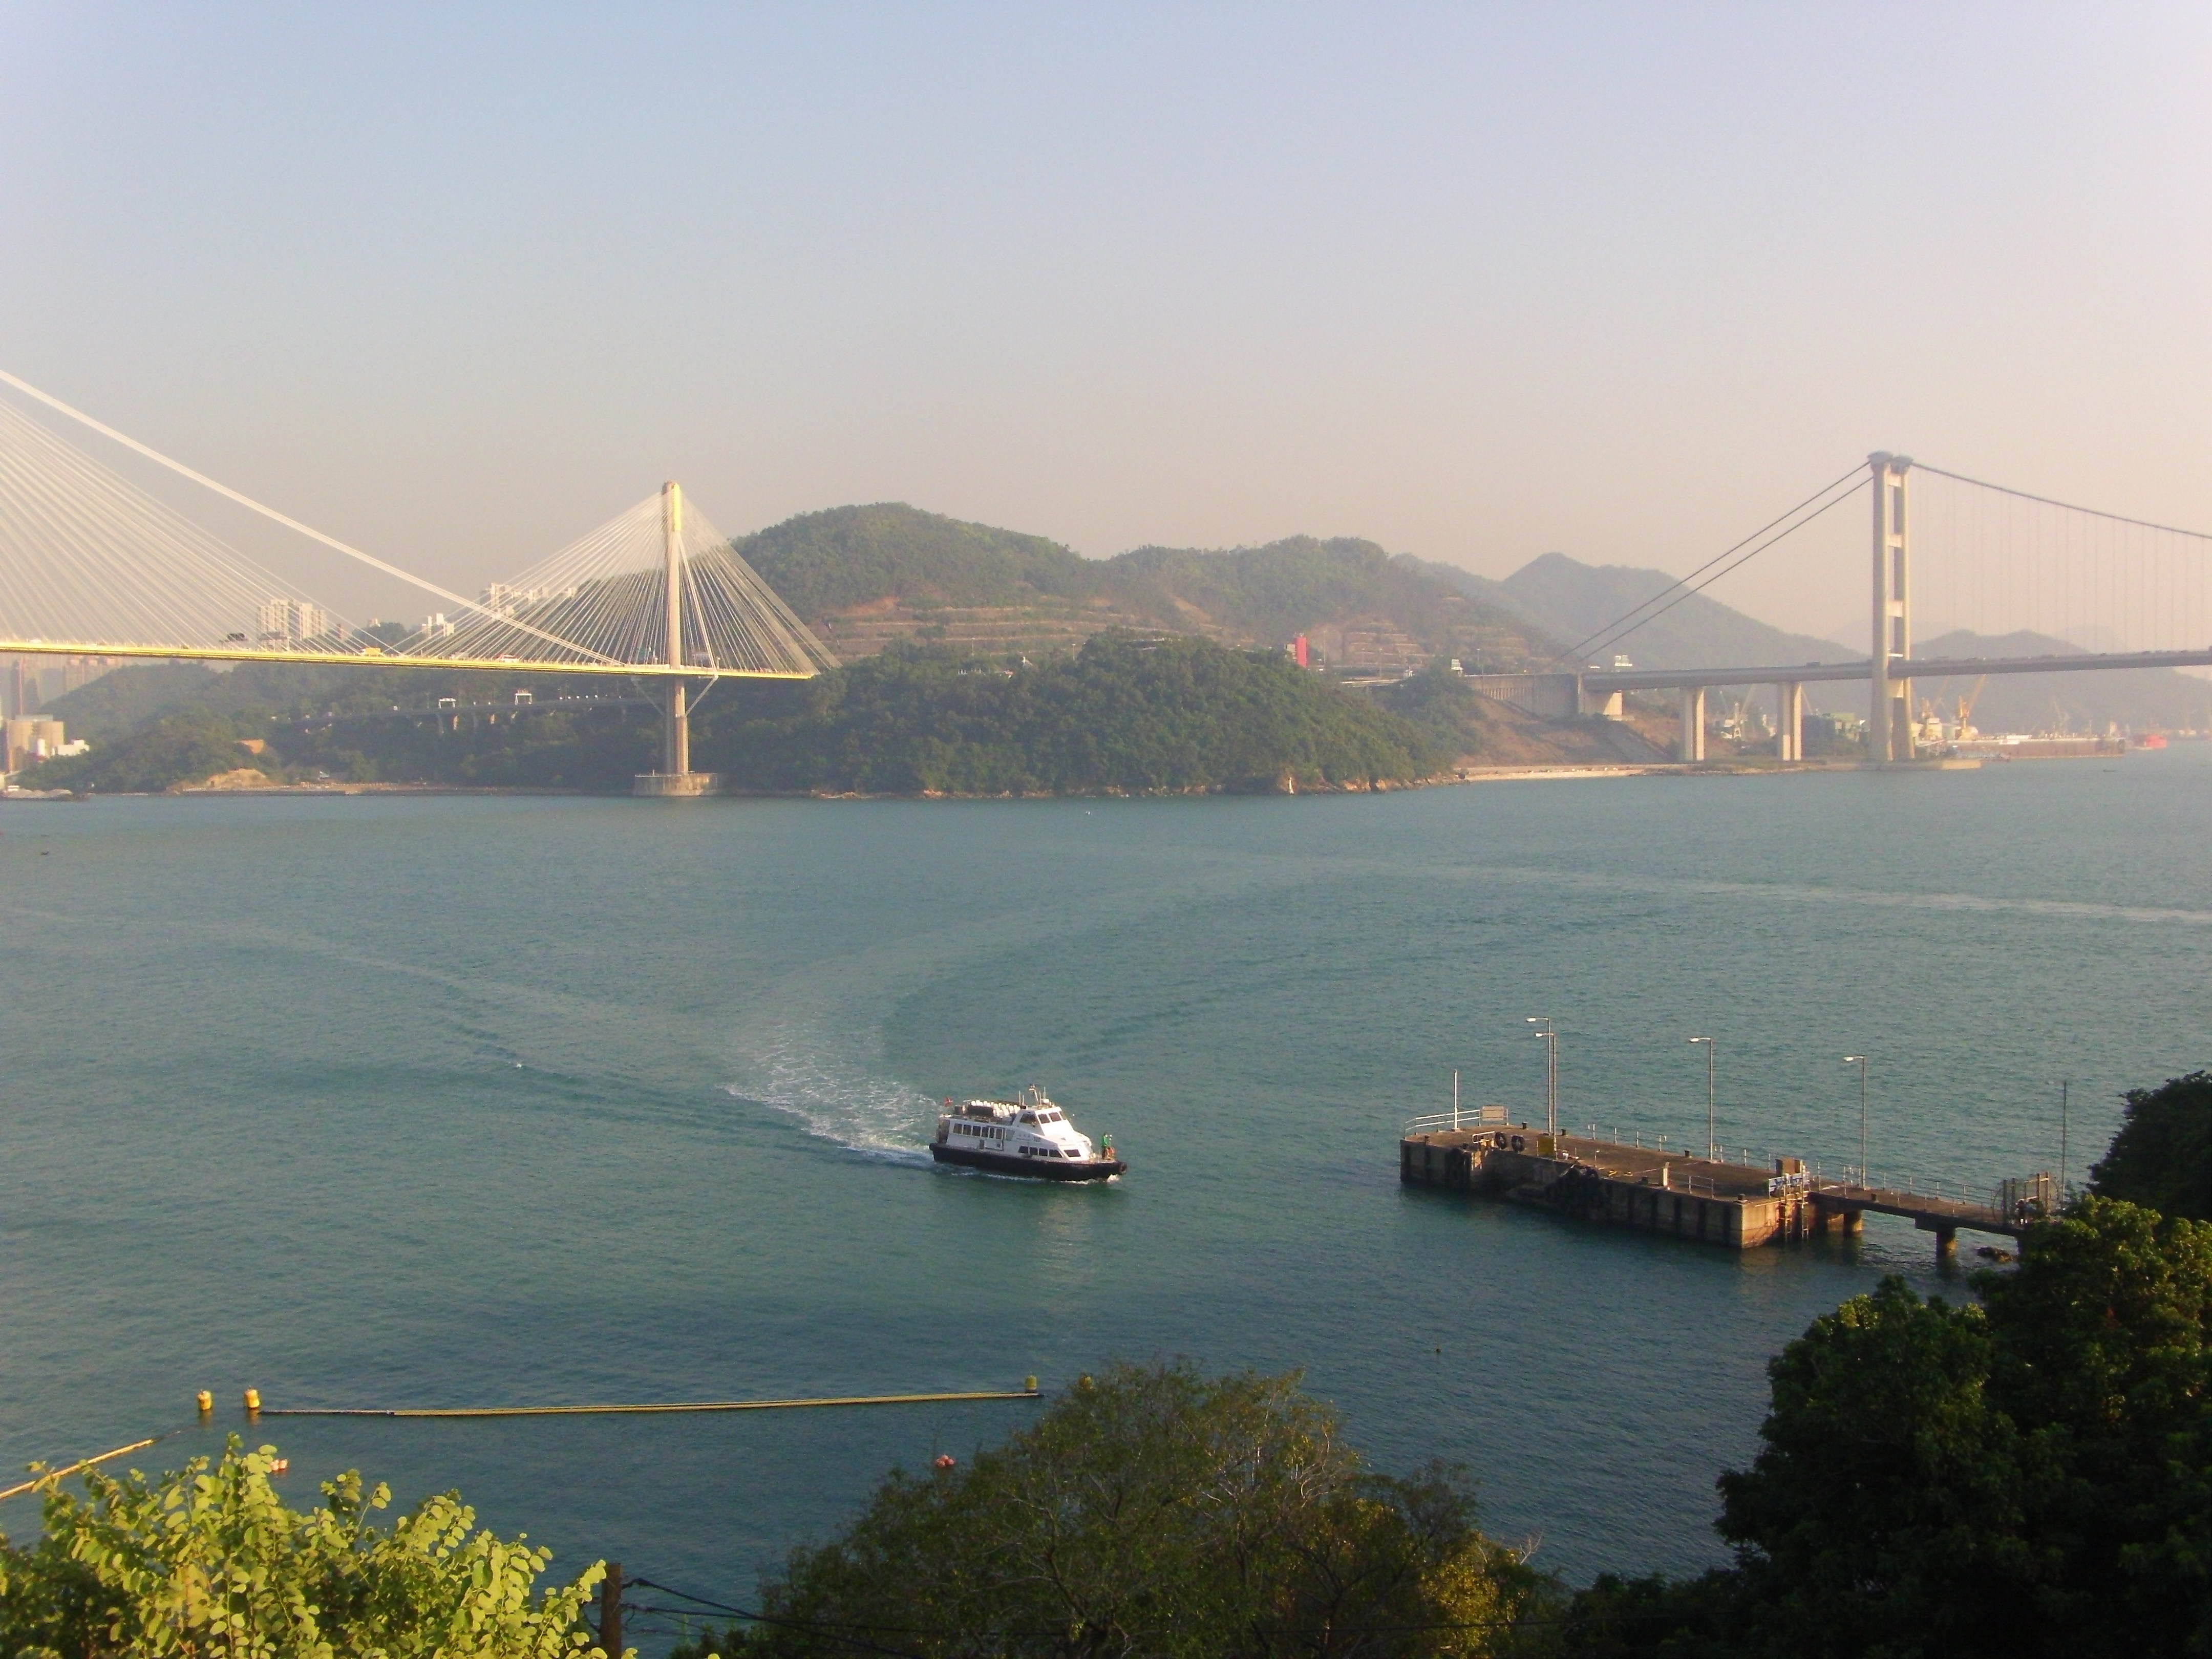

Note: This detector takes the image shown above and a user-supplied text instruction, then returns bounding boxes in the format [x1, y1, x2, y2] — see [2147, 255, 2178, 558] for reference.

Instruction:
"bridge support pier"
[1678, 686, 1706, 762]
[1917, 1216, 1959, 1261]
[1774, 680, 1803, 760]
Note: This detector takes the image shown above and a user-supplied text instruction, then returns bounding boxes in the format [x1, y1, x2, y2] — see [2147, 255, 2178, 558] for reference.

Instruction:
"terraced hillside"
[734, 504, 1562, 670]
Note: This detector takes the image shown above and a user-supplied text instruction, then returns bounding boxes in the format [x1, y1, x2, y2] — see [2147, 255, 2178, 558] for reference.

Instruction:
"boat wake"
[726, 1023, 937, 1164]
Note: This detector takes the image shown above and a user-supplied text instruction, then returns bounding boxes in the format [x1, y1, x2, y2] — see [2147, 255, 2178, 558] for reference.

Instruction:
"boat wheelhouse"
[930, 1087, 1125, 1181]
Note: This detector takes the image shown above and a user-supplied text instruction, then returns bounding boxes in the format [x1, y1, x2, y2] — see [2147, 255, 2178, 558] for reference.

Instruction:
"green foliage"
[30, 640, 1442, 796]
[736, 504, 1094, 619]
[698, 635, 1443, 794]
[1672, 1197, 2212, 1659]
[2091, 1071, 2212, 1220]
[747, 1360, 1545, 1658]
[664, 1628, 751, 1659]
[24, 708, 271, 794]
[0, 1439, 610, 1658]
[1373, 664, 1504, 759]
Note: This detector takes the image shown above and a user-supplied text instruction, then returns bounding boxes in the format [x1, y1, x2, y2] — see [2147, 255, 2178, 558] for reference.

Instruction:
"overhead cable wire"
[1547, 462, 1867, 668]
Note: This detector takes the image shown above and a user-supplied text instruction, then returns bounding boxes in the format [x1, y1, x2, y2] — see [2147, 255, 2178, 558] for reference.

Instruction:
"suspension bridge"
[1, 368, 2206, 782]
[1554, 453, 2212, 762]
[0, 370, 836, 796]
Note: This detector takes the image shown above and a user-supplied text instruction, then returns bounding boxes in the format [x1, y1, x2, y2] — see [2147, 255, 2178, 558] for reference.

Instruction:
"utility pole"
[600, 1561, 623, 1657]
[1869, 453, 1913, 762]
[1689, 1036, 1716, 1160]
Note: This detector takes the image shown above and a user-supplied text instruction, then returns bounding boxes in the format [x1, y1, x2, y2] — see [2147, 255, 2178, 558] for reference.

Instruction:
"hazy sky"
[3, 3, 2206, 639]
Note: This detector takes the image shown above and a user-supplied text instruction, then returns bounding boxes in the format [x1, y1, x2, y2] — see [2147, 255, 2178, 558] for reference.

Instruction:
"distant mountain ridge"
[1910, 629, 2212, 734]
[1485, 552, 1857, 672]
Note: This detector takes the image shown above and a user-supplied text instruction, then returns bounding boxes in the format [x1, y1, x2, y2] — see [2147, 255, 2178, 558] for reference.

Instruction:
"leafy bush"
[22, 709, 270, 794]
[2091, 1070, 2212, 1220]
[743, 1360, 1545, 1658]
[1573, 1197, 2212, 1658]
[0, 1440, 610, 1658]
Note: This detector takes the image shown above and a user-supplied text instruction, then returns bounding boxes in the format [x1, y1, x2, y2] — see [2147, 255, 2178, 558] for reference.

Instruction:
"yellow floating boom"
[0, 1436, 157, 1503]
[263, 1387, 1043, 1419]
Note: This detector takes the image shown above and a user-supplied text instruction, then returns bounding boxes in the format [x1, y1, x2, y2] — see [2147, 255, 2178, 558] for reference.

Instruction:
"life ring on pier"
[1509, 1135, 1525, 1153]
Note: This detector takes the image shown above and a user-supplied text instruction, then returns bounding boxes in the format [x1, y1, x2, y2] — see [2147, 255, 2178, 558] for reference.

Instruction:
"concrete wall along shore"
[1400, 1127, 1846, 1249]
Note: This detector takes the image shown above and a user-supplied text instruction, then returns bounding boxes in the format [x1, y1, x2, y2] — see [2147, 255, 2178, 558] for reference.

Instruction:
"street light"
[1688, 1036, 1716, 1160]
[1526, 1017, 1557, 1136]
[1844, 1055, 1868, 1189]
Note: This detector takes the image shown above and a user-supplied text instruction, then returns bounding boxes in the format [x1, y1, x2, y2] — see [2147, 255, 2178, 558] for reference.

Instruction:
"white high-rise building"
[257, 598, 330, 646]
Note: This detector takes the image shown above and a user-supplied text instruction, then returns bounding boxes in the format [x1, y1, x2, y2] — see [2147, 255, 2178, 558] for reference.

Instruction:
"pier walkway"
[1400, 1121, 2036, 1256]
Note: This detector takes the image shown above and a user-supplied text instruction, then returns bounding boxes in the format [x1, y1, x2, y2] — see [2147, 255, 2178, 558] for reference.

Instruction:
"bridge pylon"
[633, 480, 721, 798]
[1868, 453, 1913, 761]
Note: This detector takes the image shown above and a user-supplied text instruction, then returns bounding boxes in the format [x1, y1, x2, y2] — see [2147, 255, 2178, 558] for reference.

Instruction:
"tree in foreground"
[736, 1360, 1545, 1658]
[2090, 1070, 2212, 1221]
[0, 1439, 610, 1658]
[1570, 1196, 2212, 1659]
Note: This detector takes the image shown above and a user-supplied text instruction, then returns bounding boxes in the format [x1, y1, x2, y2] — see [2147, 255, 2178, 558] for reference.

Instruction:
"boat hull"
[930, 1143, 1125, 1181]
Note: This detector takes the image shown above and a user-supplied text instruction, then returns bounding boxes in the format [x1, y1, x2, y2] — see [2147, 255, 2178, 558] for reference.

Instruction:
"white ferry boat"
[930, 1087, 1125, 1181]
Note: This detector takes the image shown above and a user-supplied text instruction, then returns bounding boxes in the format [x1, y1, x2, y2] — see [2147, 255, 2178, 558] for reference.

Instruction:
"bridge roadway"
[1580, 647, 2212, 695]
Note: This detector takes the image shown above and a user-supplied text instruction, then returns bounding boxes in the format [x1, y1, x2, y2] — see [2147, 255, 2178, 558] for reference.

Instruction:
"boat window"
[1019, 1113, 1036, 1123]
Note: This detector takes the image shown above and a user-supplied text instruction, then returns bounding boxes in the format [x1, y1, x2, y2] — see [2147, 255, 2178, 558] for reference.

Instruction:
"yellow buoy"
[1025, 1375, 1038, 1393]
[243, 1388, 261, 1415]
[196, 1390, 212, 1416]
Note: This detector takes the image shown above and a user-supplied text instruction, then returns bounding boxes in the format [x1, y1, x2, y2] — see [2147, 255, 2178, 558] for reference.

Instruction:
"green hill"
[728, 503, 1561, 671]
[695, 635, 1440, 794]
[23, 636, 1448, 795]
[737, 503, 1093, 616]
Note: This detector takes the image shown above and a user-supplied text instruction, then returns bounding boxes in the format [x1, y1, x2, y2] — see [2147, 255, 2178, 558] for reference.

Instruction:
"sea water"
[2, 751, 2206, 1635]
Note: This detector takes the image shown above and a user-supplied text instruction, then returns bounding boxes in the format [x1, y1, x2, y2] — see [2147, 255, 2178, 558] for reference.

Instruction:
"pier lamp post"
[1688, 1036, 1716, 1160]
[1844, 1055, 1869, 1188]
[1526, 1017, 1557, 1137]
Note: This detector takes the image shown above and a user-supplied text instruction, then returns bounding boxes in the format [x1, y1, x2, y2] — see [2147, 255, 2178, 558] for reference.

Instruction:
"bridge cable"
[1916, 465, 2212, 543]
[1568, 478, 1867, 669]
[0, 367, 622, 664]
[1545, 462, 1866, 668]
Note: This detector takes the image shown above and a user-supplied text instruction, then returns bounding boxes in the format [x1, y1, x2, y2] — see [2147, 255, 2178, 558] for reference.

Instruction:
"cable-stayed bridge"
[0, 370, 836, 794]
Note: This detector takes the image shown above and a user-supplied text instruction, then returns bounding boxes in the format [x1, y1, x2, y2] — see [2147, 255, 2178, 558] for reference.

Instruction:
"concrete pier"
[1400, 1126, 2031, 1253]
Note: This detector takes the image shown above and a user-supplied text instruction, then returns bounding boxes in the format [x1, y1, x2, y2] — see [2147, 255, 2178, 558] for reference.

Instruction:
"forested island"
[20, 636, 1530, 797]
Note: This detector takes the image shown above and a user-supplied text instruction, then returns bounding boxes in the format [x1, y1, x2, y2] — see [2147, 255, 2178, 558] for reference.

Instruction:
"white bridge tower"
[1868, 452, 1913, 762]
[632, 479, 720, 797]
